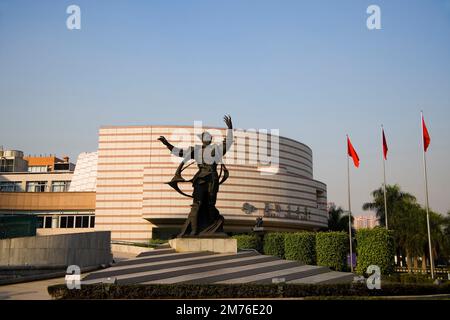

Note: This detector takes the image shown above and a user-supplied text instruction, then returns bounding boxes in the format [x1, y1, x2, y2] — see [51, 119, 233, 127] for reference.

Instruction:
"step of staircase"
[215, 264, 330, 284]
[288, 271, 355, 284]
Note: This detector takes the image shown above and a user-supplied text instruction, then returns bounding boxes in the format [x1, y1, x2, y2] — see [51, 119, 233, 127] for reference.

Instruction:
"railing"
[395, 266, 450, 276]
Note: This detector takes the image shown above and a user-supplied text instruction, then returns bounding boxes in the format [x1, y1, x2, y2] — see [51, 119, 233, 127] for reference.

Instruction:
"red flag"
[422, 114, 431, 152]
[382, 128, 388, 160]
[347, 136, 360, 168]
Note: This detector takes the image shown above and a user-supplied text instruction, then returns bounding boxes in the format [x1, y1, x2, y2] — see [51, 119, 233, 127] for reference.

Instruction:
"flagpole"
[382, 125, 388, 230]
[421, 111, 434, 279]
[347, 135, 354, 273]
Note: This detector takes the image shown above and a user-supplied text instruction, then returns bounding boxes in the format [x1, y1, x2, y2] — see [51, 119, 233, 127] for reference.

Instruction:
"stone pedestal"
[169, 238, 237, 254]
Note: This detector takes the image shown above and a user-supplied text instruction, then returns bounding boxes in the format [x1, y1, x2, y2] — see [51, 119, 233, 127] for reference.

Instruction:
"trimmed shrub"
[263, 232, 285, 258]
[316, 232, 349, 271]
[233, 234, 262, 252]
[284, 232, 316, 265]
[384, 273, 434, 284]
[48, 282, 450, 300]
[356, 227, 395, 275]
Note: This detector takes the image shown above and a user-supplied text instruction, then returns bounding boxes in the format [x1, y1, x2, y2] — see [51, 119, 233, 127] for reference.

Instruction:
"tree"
[363, 184, 450, 271]
[362, 184, 416, 227]
[429, 211, 449, 266]
[328, 205, 354, 234]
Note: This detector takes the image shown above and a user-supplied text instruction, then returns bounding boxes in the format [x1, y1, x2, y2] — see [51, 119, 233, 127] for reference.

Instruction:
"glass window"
[54, 163, 71, 171]
[75, 216, 82, 228]
[36, 216, 44, 228]
[57, 214, 95, 228]
[60, 216, 67, 228]
[51, 181, 70, 192]
[28, 166, 48, 173]
[0, 159, 14, 172]
[67, 216, 74, 228]
[44, 216, 52, 228]
[82, 216, 90, 228]
[26, 181, 47, 192]
[0, 181, 22, 192]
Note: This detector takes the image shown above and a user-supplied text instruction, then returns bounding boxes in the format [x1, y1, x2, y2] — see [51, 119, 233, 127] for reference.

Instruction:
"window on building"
[44, 216, 52, 228]
[51, 181, 70, 192]
[82, 216, 90, 228]
[28, 166, 48, 173]
[54, 163, 71, 171]
[0, 159, 14, 172]
[37, 216, 53, 228]
[75, 216, 82, 228]
[0, 181, 22, 192]
[26, 181, 47, 192]
[36, 216, 44, 228]
[60, 216, 67, 228]
[67, 216, 74, 228]
[59, 214, 95, 228]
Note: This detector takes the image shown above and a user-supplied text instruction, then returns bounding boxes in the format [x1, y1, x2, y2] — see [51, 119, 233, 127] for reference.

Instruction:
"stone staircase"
[82, 248, 354, 285]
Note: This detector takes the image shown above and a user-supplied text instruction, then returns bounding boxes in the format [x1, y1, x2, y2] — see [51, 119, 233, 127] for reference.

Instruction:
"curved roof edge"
[99, 124, 313, 153]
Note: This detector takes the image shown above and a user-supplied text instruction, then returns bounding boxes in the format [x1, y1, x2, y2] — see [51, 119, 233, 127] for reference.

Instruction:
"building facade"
[0, 126, 328, 242]
[354, 215, 379, 230]
[0, 151, 95, 235]
[0, 150, 28, 173]
[95, 125, 328, 242]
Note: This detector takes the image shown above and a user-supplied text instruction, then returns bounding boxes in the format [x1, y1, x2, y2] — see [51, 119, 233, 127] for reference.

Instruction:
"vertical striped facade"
[96, 126, 327, 243]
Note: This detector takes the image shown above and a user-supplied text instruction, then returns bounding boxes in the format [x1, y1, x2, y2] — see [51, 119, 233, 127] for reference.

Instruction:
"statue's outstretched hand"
[158, 136, 168, 145]
[223, 115, 233, 129]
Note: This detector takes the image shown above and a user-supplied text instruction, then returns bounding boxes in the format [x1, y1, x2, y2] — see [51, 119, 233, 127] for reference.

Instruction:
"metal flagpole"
[421, 112, 434, 279]
[382, 125, 388, 230]
[347, 135, 354, 272]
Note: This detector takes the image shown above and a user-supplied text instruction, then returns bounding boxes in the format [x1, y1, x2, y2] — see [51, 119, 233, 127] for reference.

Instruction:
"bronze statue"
[158, 115, 233, 237]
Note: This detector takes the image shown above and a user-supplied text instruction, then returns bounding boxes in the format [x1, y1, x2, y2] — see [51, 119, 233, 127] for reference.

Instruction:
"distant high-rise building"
[354, 215, 379, 230]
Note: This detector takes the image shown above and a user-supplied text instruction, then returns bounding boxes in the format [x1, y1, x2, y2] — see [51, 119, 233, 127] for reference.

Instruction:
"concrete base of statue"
[169, 237, 237, 254]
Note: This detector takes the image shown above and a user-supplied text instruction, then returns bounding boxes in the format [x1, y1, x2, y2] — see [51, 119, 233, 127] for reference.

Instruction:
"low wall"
[0, 231, 112, 268]
[36, 228, 95, 236]
[111, 244, 154, 256]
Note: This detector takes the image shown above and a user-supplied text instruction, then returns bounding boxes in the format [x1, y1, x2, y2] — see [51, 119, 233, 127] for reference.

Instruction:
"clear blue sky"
[1, 0, 450, 215]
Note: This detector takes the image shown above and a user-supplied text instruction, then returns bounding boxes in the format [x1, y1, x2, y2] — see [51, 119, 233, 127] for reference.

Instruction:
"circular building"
[95, 125, 327, 242]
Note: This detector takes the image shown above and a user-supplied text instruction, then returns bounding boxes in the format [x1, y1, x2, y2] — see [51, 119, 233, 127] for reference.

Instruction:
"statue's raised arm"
[158, 136, 192, 159]
[222, 115, 233, 157]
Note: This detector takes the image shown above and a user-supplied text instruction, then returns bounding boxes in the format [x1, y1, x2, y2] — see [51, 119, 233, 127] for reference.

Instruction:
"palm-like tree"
[328, 205, 354, 234]
[362, 184, 416, 227]
[363, 184, 450, 271]
[429, 211, 449, 265]
[444, 211, 450, 252]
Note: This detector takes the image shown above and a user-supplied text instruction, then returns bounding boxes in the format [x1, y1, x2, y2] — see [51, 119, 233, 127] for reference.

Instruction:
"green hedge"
[233, 234, 262, 252]
[47, 282, 450, 299]
[384, 273, 434, 284]
[284, 232, 316, 265]
[263, 232, 285, 258]
[316, 232, 349, 271]
[356, 227, 395, 275]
